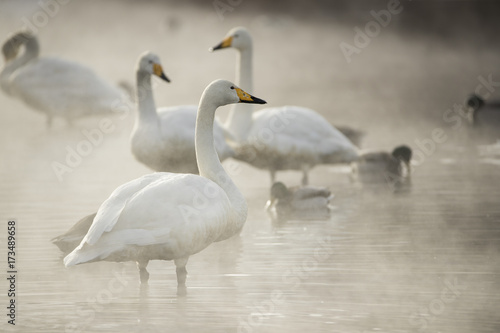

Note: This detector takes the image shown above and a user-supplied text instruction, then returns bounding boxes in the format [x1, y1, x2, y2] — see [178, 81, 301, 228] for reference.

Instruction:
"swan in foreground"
[210, 27, 359, 185]
[64, 79, 266, 294]
[265, 182, 333, 222]
[352, 145, 412, 185]
[131, 52, 234, 174]
[1, 31, 126, 127]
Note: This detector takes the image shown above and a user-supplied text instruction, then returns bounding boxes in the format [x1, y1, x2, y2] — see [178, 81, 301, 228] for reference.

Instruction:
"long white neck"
[135, 71, 159, 125]
[1, 36, 39, 95]
[196, 95, 248, 225]
[224, 46, 254, 142]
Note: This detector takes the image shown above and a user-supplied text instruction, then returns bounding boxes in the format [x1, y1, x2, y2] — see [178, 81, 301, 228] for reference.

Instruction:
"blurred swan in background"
[131, 52, 233, 174]
[0, 31, 126, 127]
[265, 181, 333, 223]
[63, 79, 266, 295]
[352, 145, 412, 185]
[210, 27, 359, 185]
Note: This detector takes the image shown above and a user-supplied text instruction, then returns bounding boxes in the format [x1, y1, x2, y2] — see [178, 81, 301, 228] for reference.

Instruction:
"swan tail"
[336, 125, 365, 148]
[64, 229, 159, 267]
[63, 242, 117, 267]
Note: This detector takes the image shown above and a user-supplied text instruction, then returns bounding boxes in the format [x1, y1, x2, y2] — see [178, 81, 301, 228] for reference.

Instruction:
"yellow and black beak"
[153, 63, 170, 82]
[235, 87, 266, 104]
[209, 36, 233, 52]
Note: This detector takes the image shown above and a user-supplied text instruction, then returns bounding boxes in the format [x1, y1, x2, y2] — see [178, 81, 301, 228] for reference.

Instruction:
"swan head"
[201, 79, 266, 107]
[209, 27, 252, 52]
[136, 51, 170, 82]
[2, 31, 36, 62]
[391, 145, 412, 164]
[466, 93, 485, 111]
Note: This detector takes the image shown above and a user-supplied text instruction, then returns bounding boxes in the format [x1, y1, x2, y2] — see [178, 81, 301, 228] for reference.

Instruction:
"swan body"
[265, 182, 333, 222]
[234, 105, 358, 176]
[1, 31, 125, 126]
[353, 145, 412, 185]
[131, 52, 233, 174]
[210, 27, 359, 185]
[64, 77, 266, 293]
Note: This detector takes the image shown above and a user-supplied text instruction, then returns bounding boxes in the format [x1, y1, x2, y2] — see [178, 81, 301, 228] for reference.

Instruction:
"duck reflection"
[265, 182, 333, 223]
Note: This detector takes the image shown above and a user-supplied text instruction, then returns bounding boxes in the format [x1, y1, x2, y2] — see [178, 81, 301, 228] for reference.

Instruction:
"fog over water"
[1, 1, 499, 332]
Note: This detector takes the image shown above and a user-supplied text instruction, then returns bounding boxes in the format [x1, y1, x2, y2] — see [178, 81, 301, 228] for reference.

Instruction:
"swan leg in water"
[137, 260, 150, 284]
[301, 166, 310, 185]
[175, 257, 189, 296]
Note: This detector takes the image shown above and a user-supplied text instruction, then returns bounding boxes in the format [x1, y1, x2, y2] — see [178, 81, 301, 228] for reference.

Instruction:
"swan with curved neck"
[1, 31, 125, 127]
[64, 79, 266, 295]
[131, 52, 233, 174]
[211, 27, 359, 185]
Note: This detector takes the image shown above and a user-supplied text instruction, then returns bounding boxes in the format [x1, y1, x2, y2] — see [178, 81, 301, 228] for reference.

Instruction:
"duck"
[465, 94, 500, 140]
[63, 78, 266, 295]
[210, 26, 359, 185]
[265, 182, 333, 222]
[352, 145, 412, 185]
[131, 52, 233, 174]
[1, 31, 126, 127]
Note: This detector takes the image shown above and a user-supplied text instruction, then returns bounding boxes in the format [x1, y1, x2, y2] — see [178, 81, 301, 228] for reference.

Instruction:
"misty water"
[1, 1, 500, 332]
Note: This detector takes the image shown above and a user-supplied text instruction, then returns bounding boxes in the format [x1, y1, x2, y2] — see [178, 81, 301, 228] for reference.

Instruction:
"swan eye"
[230, 86, 235, 90]
[148, 60, 153, 64]
[234, 34, 239, 38]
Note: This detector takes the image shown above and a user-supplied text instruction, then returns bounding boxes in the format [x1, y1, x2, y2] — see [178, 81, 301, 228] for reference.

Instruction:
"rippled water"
[1, 1, 500, 332]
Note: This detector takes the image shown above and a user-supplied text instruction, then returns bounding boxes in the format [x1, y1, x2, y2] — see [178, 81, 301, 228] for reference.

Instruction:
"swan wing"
[82, 173, 168, 246]
[64, 173, 233, 266]
[249, 106, 358, 162]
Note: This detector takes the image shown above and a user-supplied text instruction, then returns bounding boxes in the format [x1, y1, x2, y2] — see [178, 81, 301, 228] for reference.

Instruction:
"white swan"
[64, 79, 266, 294]
[352, 145, 412, 185]
[131, 52, 234, 174]
[1, 31, 126, 127]
[210, 27, 359, 185]
[265, 182, 333, 222]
